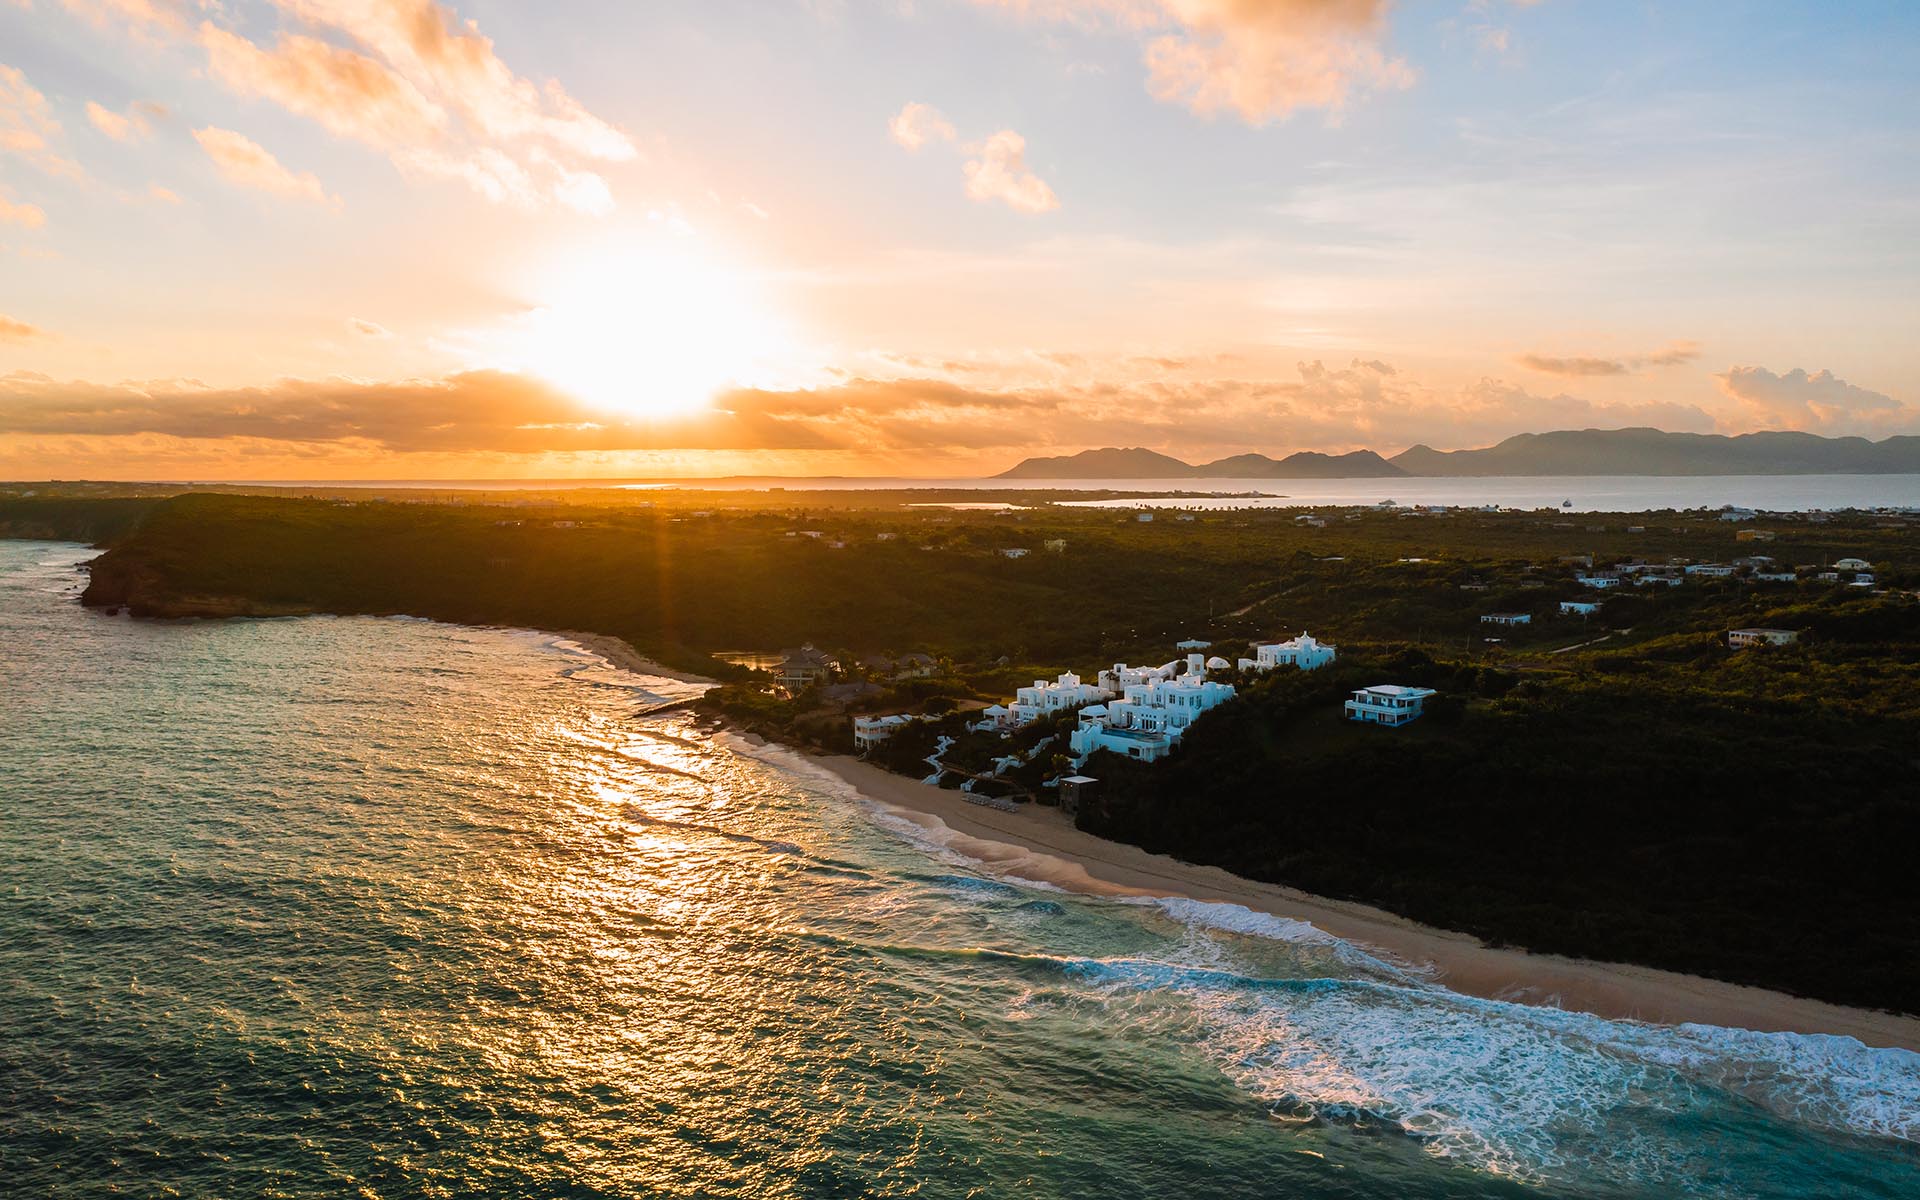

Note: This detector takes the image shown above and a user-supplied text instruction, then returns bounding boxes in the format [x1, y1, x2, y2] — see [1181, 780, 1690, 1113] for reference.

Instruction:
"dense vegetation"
[7, 484, 1918, 1011]
[1079, 646, 1920, 1011]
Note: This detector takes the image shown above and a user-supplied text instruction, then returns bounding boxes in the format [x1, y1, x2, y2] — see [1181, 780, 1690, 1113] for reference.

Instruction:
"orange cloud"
[892, 104, 1058, 213]
[0, 361, 1725, 464]
[192, 127, 340, 208]
[1715, 366, 1915, 437]
[0, 314, 40, 340]
[978, 0, 1415, 123]
[84, 98, 165, 141]
[68, 0, 634, 213]
[1516, 341, 1701, 377]
[889, 102, 957, 150]
[963, 130, 1059, 212]
[199, 23, 445, 147]
[1, 64, 84, 179]
[0, 188, 46, 228]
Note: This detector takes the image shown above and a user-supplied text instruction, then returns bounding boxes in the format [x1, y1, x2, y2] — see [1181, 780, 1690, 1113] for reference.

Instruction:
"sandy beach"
[558, 630, 718, 685]
[800, 751, 1920, 1051]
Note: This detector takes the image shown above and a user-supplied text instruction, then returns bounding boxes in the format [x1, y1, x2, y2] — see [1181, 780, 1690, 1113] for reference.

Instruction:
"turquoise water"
[2, 540, 1915, 1198]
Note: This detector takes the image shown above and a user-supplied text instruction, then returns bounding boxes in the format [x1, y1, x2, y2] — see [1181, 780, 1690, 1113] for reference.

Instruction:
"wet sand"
[801, 752, 1920, 1052]
[558, 630, 717, 685]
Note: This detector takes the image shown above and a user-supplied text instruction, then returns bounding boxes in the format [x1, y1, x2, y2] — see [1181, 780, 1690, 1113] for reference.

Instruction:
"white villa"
[1344, 685, 1437, 727]
[1237, 632, 1337, 672]
[853, 713, 921, 753]
[1068, 653, 1236, 765]
[1480, 612, 1531, 626]
[1005, 671, 1107, 726]
[1728, 628, 1799, 648]
[1559, 600, 1601, 616]
[1834, 557, 1872, 571]
[1576, 574, 1623, 589]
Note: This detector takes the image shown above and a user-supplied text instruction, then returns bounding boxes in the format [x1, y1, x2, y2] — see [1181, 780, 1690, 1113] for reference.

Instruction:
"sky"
[0, 0, 1916, 479]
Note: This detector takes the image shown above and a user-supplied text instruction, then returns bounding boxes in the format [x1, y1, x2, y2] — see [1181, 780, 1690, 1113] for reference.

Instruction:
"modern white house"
[853, 713, 921, 753]
[1000, 548, 1030, 558]
[1007, 671, 1109, 726]
[1559, 601, 1601, 616]
[1634, 574, 1683, 588]
[1237, 632, 1337, 672]
[1728, 628, 1799, 648]
[1834, 557, 1872, 571]
[1344, 685, 1437, 727]
[1480, 612, 1532, 626]
[1576, 574, 1623, 589]
[1067, 654, 1236, 765]
[1685, 563, 1737, 577]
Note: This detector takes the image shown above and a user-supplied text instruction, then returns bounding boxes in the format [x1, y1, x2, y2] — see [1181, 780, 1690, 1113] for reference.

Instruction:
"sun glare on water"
[510, 238, 790, 419]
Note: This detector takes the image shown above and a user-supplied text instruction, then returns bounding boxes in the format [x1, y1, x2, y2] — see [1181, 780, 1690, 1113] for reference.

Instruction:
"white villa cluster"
[1008, 671, 1106, 724]
[1237, 632, 1337, 672]
[970, 634, 1344, 768]
[1068, 653, 1236, 765]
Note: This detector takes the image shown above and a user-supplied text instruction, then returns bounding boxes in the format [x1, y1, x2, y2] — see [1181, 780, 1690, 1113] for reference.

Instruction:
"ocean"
[2, 539, 1916, 1198]
[218, 473, 1920, 513]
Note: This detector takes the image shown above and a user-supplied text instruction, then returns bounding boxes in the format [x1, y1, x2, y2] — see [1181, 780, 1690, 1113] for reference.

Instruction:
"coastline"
[794, 750, 1920, 1052]
[555, 629, 718, 685]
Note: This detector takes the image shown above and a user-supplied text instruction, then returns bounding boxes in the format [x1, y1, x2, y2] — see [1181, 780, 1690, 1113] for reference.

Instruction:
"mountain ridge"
[993, 428, 1920, 479]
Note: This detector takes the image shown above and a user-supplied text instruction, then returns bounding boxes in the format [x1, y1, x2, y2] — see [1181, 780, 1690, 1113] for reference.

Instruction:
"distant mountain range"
[993, 428, 1920, 479]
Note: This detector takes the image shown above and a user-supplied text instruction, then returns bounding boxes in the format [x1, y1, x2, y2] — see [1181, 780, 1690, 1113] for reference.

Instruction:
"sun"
[508, 236, 789, 418]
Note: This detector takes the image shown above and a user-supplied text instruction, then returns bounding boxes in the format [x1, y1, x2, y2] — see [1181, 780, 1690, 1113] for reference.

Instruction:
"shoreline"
[790, 750, 1920, 1052]
[554, 629, 718, 685]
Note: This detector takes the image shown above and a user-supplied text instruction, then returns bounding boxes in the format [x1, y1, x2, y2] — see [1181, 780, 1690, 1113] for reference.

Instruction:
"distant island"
[996, 428, 1920, 479]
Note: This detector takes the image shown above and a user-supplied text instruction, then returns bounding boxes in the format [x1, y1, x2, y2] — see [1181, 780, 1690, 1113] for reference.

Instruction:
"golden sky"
[1, 0, 1916, 478]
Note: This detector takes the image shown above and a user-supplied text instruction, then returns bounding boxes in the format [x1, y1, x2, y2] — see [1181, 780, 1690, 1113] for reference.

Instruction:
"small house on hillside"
[1480, 612, 1531, 626]
[1344, 685, 1437, 727]
[854, 713, 919, 753]
[777, 644, 838, 689]
[1240, 632, 1337, 672]
[1727, 628, 1799, 649]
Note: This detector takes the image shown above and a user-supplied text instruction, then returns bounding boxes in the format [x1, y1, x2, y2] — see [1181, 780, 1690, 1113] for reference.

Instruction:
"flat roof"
[1729, 628, 1797, 635]
[1356, 685, 1437, 697]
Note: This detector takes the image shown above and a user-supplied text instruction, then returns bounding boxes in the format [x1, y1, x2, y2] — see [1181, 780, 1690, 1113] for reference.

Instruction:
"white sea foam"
[732, 726, 1920, 1189]
[1060, 948, 1920, 1189]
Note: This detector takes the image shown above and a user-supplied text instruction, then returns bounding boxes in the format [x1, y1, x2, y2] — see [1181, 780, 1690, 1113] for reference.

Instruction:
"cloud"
[1, 64, 84, 178]
[1514, 354, 1625, 377]
[199, 23, 445, 146]
[892, 103, 1058, 213]
[1715, 366, 1916, 437]
[0, 314, 40, 341]
[1516, 341, 1701, 377]
[976, 0, 1416, 124]
[889, 101, 956, 150]
[71, 0, 635, 213]
[348, 317, 392, 337]
[0, 188, 46, 227]
[0, 359, 1726, 463]
[84, 98, 165, 141]
[193, 126, 340, 208]
[962, 129, 1060, 213]
[145, 182, 182, 204]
